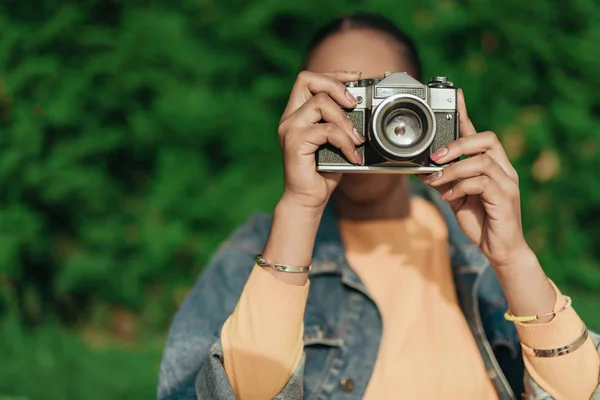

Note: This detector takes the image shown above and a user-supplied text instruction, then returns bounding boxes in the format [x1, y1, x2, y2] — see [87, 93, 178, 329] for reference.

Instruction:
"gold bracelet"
[521, 325, 588, 357]
[503, 296, 572, 323]
[255, 254, 311, 273]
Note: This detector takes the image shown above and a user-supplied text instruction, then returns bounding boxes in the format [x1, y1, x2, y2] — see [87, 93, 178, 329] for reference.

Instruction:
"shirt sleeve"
[221, 264, 310, 400]
[515, 281, 600, 400]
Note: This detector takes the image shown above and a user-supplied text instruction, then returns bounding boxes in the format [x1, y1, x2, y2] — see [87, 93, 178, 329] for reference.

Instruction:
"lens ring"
[384, 109, 422, 147]
[371, 94, 436, 159]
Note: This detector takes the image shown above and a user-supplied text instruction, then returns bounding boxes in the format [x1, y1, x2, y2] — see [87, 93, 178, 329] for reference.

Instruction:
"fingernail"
[353, 127, 366, 143]
[349, 71, 362, 75]
[431, 147, 448, 161]
[354, 149, 363, 165]
[441, 189, 453, 201]
[424, 170, 442, 184]
[346, 90, 357, 105]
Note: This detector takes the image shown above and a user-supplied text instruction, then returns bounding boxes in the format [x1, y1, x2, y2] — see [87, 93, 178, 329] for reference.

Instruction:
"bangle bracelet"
[255, 254, 311, 273]
[504, 296, 572, 323]
[521, 325, 588, 357]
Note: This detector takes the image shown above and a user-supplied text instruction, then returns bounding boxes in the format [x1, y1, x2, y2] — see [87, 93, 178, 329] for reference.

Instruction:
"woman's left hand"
[420, 89, 532, 269]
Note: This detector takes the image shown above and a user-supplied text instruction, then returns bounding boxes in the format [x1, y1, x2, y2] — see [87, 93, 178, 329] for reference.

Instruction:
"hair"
[305, 13, 422, 80]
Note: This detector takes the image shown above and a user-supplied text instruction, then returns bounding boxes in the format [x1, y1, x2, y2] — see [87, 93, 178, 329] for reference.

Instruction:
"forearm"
[262, 197, 324, 286]
[493, 247, 556, 323]
[517, 283, 599, 399]
[222, 265, 310, 399]
[495, 248, 599, 399]
[222, 198, 323, 398]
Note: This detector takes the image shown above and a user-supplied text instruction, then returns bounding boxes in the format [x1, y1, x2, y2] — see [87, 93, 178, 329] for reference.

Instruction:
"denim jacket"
[158, 182, 600, 400]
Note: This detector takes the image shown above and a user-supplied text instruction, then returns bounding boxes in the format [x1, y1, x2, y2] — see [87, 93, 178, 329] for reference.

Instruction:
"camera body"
[316, 72, 460, 174]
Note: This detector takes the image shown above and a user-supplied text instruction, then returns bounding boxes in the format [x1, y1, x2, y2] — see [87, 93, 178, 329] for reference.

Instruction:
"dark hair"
[306, 13, 422, 80]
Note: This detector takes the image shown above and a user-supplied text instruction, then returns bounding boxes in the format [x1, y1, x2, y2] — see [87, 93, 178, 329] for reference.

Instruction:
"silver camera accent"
[316, 72, 460, 174]
[371, 94, 436, 159]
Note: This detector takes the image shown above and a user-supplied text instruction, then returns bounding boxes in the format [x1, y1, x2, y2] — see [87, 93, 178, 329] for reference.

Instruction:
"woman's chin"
[336, 174, 407, 204]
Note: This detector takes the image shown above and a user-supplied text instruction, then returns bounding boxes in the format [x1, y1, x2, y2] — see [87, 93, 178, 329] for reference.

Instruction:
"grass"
[0, 317, 163, 400]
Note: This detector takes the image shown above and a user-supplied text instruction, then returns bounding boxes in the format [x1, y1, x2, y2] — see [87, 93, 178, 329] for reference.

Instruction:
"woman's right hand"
[278, 70, 366, 210]
[260, 71, 365, 284]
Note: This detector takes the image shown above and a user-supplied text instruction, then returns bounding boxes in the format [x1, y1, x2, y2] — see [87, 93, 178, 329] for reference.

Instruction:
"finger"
[322, 71, 363, 81]
[457, 88, 477, 137]
[427, 154, 517, 194]
[430, 155, 523, 227]
[282, 71, 362, 120]
[430, 131, 518, 183]
[417, 173, 453, 196]
[286, 123, 362, 165]
[281, 92, 365, 146]
[440, 175, 504, 206]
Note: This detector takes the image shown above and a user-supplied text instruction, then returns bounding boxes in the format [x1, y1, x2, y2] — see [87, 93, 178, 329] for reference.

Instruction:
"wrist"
[276, 195, 326, 221]
[280, 189, 331, 213]
[492, 244, 539, 273]
[492, 245, 557, 321]
[261, 197, 325, 286]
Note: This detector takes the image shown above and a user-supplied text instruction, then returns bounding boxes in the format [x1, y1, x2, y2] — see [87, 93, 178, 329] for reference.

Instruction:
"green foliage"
[1, 0, 600, 398]
[0, 315, 160, 399]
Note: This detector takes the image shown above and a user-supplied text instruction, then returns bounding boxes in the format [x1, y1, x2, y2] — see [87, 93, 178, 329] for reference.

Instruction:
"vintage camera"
[316, 72, 459, 174]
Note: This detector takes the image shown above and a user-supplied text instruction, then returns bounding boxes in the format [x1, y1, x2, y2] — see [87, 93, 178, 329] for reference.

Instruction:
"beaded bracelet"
[503, 296, 572, 323]
[255, 254, 311, 273]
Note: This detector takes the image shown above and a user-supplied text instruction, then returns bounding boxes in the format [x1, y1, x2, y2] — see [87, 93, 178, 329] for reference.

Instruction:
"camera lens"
[383, 110, 423, 147]
[371, 94, 436, 160]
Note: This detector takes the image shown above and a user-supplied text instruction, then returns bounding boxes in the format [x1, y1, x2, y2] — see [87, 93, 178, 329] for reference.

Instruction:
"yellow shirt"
[337, 197, 497, 398]
[221, 197, 599, 399]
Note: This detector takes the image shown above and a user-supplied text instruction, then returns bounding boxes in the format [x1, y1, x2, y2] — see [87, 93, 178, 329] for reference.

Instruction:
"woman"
[158, 14, 600, 400]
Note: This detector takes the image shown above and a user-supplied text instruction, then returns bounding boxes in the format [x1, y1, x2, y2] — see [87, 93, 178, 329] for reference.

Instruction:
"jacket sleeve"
[524, 330, 600, 399]
[157, 214, 308, 400]
[195, 340, 306, 400]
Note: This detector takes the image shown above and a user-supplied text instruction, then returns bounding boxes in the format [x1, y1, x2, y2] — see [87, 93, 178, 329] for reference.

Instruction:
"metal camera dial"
[357, 79, 376, 87]
[427, 76, 455, 89]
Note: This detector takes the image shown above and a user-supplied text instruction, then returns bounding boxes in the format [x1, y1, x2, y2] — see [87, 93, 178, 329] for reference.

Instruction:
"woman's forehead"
[305, 29, 413, 80]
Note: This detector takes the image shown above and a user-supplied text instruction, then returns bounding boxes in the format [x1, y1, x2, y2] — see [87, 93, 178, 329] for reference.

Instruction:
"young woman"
[158, 14, 600, 400]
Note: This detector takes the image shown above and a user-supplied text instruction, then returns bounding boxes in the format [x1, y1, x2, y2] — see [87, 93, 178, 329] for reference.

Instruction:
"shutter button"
[340, 377, 355, 392]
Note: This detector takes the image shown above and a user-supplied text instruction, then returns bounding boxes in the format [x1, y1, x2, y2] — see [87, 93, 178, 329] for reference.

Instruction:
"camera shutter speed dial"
[427, 76, 455, 88]
[357, 79, 376, 87]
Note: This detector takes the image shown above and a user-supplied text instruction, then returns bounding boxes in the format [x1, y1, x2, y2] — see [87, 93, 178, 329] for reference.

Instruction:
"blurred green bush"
[1, 0, 600, 398]
[0, 315, 160, 399]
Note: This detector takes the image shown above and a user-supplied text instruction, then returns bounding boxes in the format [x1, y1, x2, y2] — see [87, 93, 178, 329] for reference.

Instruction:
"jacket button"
[340, 378, 355, 392]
